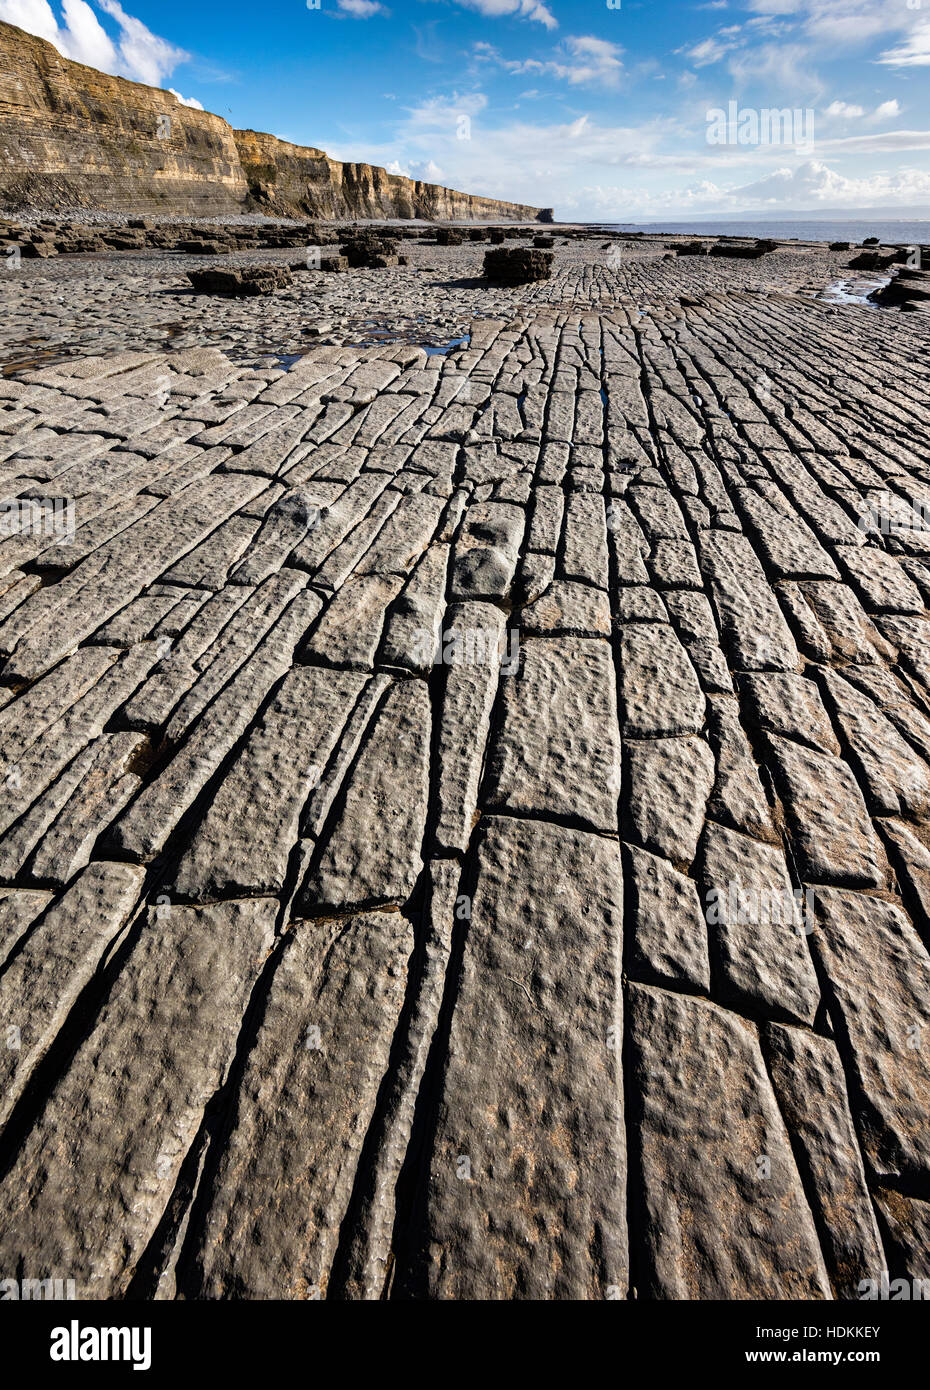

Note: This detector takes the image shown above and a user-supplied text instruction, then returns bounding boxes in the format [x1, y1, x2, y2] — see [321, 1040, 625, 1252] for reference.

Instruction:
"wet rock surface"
[0, 227, 929, 1301]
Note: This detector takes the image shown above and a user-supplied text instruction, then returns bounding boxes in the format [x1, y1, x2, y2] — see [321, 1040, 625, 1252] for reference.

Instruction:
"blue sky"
[3, 0, 930, 217]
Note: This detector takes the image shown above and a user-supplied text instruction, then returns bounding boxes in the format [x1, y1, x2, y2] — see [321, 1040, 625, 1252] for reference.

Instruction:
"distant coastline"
[602, 218, 930, 242]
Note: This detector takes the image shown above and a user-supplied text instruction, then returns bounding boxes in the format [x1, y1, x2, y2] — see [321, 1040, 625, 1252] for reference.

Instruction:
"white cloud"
[401, 90, 488, 130]
[745, 0, 800, 15]
[58, 0, 118, 68]
[563, 158, 930, 219]
[96, 0, 187, 86]
[551, 35, 623, 87]
[0, 0, 59, 44]
[0, 0, 191, 88]
[726, 157, 930, 206]
[475, 34, 624, 88]
[337, 102, 707, 207]
[818, 129, 930, 154]
[727, 40, 823, 97]
[335, 77, 930, 220]
[168, 87, 204, 109]
[453, 0, 556, 30]
[0, 0, 116, 67]
[878, 21, 930, 67]
[402, 158, 446, 181]
[685, 37, 737, 66]
[336, 0, 387, 16]
[744, 0, 930, 63]
[805, 9, 889, 47]
[872, 99, 901, 120]
[824, 100, 864, 118]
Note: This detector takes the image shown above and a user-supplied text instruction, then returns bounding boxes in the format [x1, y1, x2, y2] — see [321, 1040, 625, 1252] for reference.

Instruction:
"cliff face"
[0, 21, 545, 221]
[233, 129, 544, 222]
[0, 21, 248, 214]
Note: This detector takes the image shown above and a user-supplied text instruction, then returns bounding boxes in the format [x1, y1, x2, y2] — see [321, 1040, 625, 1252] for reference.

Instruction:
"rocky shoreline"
[1, 220, 925, 373]
[1, 219, 930, 1300]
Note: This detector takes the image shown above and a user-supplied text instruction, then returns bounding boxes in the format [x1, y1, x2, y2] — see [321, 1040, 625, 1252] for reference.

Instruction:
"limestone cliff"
[233, 129, 543, 222]
[0, 21, 545, 221]
[0, 21, 248, 214]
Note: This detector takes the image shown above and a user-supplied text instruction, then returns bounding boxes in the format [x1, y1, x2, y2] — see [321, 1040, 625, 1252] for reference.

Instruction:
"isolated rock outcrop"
[710, 239, 777, 259]
[341, 234, 403, 269]
[848, 249, 898, 270]
[483, 247, 553, 285]
[187, 265, 294, 296]
[290, 254, 349, 274]
[871, 267, 930, 312]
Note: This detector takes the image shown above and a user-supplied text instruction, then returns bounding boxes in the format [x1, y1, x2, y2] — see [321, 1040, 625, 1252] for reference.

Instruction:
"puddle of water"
[820, 276, 889, 308]
[341, 314, 472, 352]
[2, 347, 76, 376]
[424, 335, 471, 357]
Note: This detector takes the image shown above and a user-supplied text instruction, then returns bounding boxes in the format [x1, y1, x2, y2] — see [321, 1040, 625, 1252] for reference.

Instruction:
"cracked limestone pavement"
[0, 245, 930, 1301]
[0, 228, 884, 370]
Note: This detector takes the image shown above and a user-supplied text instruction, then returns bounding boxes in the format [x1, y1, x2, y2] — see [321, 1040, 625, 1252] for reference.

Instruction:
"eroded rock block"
[187, 265, 293, 296]
[483, 247, 553, 285]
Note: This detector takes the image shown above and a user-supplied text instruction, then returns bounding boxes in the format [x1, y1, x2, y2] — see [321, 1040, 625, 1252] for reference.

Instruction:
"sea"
[600, 219, 930, 243]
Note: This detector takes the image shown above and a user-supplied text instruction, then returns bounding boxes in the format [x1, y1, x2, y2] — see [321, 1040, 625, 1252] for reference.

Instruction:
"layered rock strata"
[0, 20, 543, 221]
